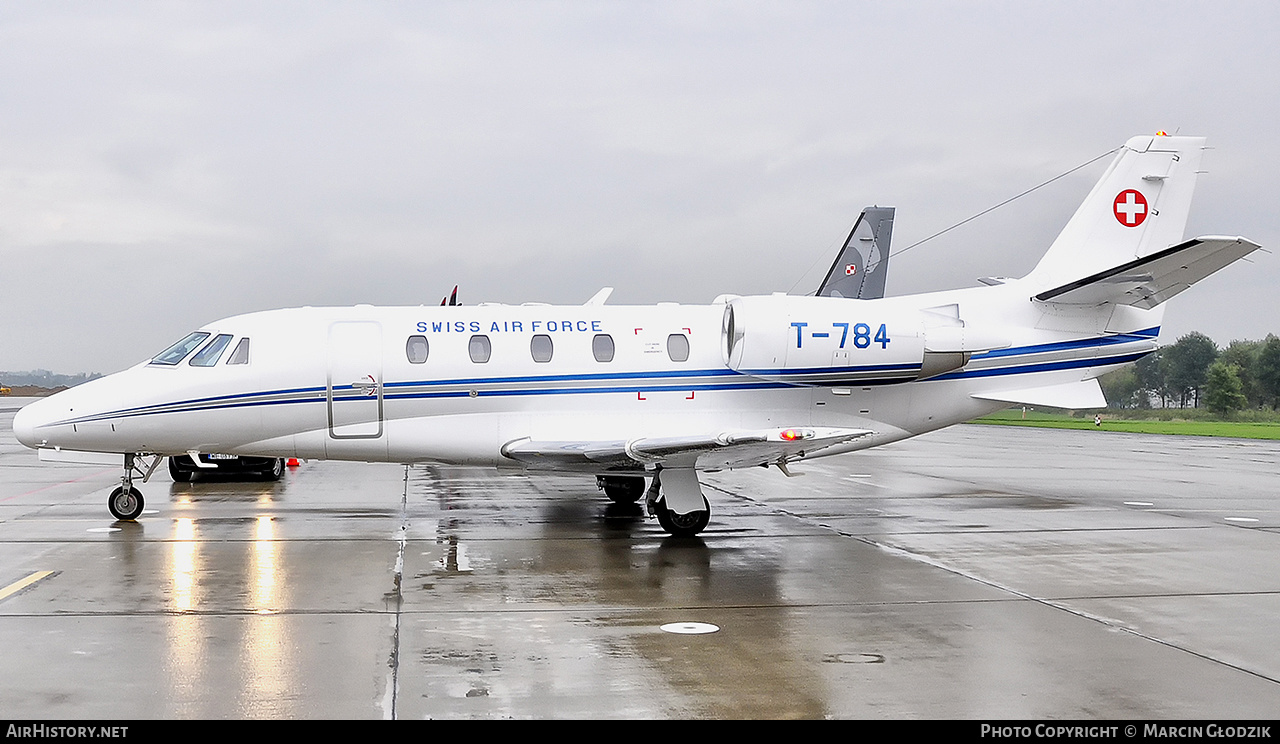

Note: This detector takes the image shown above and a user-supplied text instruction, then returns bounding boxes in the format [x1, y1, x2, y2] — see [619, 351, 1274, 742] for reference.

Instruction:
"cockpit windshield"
[151, 332, 211, 365]
[189, 334, 234, 367]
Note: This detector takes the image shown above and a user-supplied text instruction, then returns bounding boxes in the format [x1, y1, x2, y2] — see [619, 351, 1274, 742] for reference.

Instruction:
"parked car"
[169, 454, 285, 482]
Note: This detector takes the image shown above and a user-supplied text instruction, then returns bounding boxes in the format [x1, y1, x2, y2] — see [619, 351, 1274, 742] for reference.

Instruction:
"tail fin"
[1026, 134, 1206, 291]
[816, 206, 895, 299]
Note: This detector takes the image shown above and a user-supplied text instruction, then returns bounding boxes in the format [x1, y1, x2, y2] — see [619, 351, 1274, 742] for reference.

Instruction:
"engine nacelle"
[722, 295, 972, 385]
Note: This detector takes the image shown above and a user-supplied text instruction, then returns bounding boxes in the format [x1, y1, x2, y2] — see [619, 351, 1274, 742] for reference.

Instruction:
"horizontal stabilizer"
[501, 426, 873, 472]
[972, 378, 1107, 410]
[1035, 236, 1261, 309]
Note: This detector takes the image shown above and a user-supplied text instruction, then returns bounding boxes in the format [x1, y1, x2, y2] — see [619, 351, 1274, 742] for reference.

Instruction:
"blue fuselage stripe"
[56, 330, 1158, 424]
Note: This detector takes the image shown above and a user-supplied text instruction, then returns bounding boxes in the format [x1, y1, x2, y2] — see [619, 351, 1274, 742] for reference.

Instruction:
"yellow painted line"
[0, 571, 56, 602]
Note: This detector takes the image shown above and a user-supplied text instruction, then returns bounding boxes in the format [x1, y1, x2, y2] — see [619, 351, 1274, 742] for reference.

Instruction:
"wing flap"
[501, 426, 874, 472]
[1034, 236, 1261, 309]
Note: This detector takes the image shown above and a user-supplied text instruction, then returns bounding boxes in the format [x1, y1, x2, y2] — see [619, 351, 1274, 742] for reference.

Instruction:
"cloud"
[1, 2, 1277, 372]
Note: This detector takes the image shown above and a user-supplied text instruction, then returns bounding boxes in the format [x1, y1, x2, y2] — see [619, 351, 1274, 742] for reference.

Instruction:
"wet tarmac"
[1, 396, 1279, 718]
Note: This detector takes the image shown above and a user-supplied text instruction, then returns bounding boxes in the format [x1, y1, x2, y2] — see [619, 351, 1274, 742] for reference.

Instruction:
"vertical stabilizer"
[817, 206, 895, 299]
[1026, 135, 1205, 290]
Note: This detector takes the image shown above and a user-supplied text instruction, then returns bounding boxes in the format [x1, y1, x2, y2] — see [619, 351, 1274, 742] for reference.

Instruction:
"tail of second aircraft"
[816, 207, 895, 300]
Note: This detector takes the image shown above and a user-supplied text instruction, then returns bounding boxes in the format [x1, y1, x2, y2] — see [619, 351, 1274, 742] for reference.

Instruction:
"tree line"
[0, 370, 102, 388]
[1100, 332, 1280, 415]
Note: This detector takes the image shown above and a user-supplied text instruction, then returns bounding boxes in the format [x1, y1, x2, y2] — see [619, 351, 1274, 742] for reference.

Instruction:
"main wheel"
[262, 458, 285, 481]
[656, 496, 710, 537]
[108, 486, 144, 521]
[601, 476, 645, 504]
[168, 457, 192, 482]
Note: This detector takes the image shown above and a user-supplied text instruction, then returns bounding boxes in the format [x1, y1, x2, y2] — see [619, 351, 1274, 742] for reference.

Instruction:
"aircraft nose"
[12, 402, 40, 448]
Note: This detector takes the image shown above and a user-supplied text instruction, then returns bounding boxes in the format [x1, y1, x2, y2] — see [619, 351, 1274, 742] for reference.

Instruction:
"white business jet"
[13, 134, 1260, 536]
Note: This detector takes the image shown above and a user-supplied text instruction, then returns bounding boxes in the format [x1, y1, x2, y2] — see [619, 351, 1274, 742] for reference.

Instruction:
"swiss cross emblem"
[1113, 190, 1148, 227]
[845, 264, 857, 275]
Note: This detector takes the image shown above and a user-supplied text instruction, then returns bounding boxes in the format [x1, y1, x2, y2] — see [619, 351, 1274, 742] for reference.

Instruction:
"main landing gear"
[109, 453, 162, 522]
[597, 475, 646, 504]
[601, 470, 710, 537]
[653, 494, 711, 537]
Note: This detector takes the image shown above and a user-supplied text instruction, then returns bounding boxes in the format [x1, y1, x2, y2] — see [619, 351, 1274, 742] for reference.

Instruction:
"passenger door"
[327, 321, 384, 439]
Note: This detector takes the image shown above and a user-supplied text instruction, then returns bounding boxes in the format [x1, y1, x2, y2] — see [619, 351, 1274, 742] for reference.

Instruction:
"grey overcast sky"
[2, 1, 1277, 374]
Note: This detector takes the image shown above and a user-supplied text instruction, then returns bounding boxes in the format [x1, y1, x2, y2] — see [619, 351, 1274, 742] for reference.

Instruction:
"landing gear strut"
[109, 453, 161, 521]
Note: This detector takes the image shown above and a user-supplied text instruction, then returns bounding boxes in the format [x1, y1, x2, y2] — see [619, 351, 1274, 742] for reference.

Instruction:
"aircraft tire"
[601, 476, 645, 504]
[108, 486, 144, 521]
[656, 496, 710, 537]
[263, 458, 285, 481]
[168, 457, 192, 483]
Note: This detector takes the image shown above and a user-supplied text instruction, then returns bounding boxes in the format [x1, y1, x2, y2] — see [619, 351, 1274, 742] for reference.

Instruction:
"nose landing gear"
[109, 453, 161, 522]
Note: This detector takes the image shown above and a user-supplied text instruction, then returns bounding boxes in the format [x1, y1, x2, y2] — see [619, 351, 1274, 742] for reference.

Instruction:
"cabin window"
[406, 335, 429, 364]
[226, 338, 250, 365]
[151, 331, 211, 366]
[530, 334, 553, 363]
[469, 335, 492, 363]
[592, 334, 614, 363]
[189, 334, 234, 367]
[667, 333, 690, 362]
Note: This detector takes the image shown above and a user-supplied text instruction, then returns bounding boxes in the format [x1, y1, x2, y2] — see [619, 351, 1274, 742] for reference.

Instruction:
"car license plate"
[207, 454, 237, 460]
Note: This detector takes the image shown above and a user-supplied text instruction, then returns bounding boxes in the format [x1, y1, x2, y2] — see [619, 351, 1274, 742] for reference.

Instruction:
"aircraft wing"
[1034, 236, 1262, 309]
[500, 426, 874, 472]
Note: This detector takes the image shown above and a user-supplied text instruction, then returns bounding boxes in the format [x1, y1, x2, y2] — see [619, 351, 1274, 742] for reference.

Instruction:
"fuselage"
[13, 278, 1161, 473]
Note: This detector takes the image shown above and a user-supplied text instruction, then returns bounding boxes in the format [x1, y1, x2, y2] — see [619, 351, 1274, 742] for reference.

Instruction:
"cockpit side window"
[151, 332, 211, 366]
[226, 337, 250, 365]
[189, 334, 234, 367]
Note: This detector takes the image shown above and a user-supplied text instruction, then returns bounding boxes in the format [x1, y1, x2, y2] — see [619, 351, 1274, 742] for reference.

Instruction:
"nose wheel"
[108, 486, 144, 521]
[108, 453, 161, 522]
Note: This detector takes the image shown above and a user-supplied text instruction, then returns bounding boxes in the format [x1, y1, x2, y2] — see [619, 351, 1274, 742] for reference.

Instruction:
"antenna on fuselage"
[440, 285, 459, 306]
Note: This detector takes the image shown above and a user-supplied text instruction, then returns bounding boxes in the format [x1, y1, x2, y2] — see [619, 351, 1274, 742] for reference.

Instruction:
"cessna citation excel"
[13, 134, 1260, 536]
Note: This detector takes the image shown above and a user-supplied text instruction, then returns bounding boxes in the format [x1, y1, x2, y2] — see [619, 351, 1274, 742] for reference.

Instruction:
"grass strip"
[970, 410, 1280, 440]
